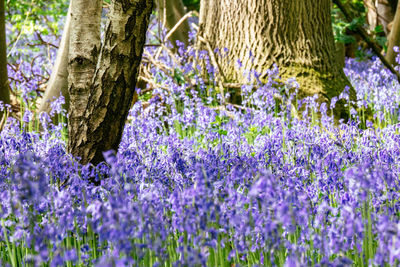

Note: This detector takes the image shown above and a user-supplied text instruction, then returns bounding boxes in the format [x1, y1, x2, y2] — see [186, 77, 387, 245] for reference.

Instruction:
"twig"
[138, 76, 171, 94]
[333, 0, 400, 83]
[165, 11, 195, 42]
[198, 35, 227, 103]
[34, 31, 59, 49]
[102, 0, 110, 9]
[205, 82, 244, 89]
[8, 63, 30, 84]
[160, 43, 181, 67]
[143, 51, 173, 74]
[0, 110, 7, 131]
[207, 105, 235, 119]
[146, 29, 166, 60]
[229, 103, 249, 111]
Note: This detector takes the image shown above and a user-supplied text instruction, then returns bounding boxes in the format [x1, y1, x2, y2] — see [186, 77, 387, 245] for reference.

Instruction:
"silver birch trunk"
[69, 0, 153, 166]
[68, 0, 102, 152]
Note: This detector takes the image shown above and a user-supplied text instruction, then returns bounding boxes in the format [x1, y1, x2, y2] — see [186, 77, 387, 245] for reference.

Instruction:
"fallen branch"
[205, 82, 244, 89]
[160, 43, 181, 67]
[143, 51, 173, 74]
[198, 35, 227, 103]
[137, 75, 171, 95]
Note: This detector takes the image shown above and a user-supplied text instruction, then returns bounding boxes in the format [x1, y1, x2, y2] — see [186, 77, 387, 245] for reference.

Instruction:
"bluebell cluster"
[1, 49, 400, 266]
[2, 12, 400, 265]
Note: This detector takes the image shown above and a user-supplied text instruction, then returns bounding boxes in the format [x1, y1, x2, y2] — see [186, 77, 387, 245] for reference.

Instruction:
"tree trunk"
[365, 0, 378, 33]
[158, 0, 190, 48]
[377, 0, 396, 35]
[69, 0, 153, 165]
[68, 0, 102, 152]
[0, 0, 10, 120]
[198, 0, 354, 118]
[365, 0, 396, 36]
[386, 1, 400, 66]
[39, 0, 72, 119]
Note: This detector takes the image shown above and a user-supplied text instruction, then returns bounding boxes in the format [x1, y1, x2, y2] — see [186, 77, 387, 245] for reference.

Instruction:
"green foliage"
[331, 3, 365, 45]
[210, 115, 229, 137]
[244, 125, 270, 146]
[6, 0, 69, 36]
[331, 0, 390, 57]
[182, 0, 200, 11]
[6, 0, 68, 65]
[173, 68, 185, 85]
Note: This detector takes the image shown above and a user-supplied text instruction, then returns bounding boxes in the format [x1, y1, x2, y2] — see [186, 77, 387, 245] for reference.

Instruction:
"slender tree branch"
[165, 11, 195, 42]
[198, 35, 226, 103]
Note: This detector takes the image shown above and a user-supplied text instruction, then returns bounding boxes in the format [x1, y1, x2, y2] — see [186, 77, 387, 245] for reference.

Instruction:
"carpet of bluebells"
[2, 12, 400, 267]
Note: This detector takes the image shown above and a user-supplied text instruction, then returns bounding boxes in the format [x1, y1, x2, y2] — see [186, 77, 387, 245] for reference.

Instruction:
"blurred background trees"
[0, 0, 10, 121]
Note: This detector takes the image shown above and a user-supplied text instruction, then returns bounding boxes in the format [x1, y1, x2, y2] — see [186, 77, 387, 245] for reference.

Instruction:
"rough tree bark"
[39, 1, 72, 118]
[0, 0, 10, 119]
[68, 0, 102, 152]
[69, 0, 153, 165]
[158, 0, 190, 48]
[198, 0, 354, 118]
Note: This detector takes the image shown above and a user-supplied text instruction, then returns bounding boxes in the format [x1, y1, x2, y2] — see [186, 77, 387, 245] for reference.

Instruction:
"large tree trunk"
[68, 0, 102, 152]
[0, 0, 10, 120]
[39, 1, 72, 119]
[158, 0, 190, 48]
[69, 0, 153, 165]
[198, 0, 354, 118]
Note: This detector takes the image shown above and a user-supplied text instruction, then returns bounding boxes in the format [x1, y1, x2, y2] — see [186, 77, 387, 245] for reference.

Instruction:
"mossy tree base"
[278, 65, 356, 121]
[199, 0, 353, 121]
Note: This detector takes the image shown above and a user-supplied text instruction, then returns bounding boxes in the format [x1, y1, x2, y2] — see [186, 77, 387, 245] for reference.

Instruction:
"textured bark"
[68, 0, 102, 152]
[365, 0, 378, 33]
[0, 0, 10, 119]
[335, 42, 346, 69]
[198, 0, 354, 118]
[386, 1, 400, 66]
[158, 0, 189, 48]
[69, 0, 153, 165]
[39, 1, 72, 119]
